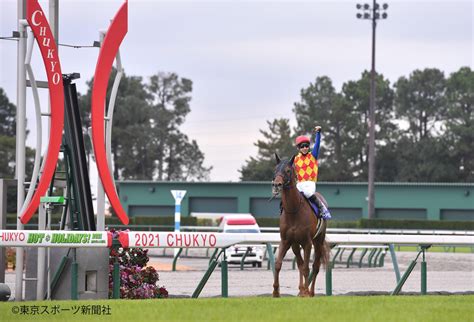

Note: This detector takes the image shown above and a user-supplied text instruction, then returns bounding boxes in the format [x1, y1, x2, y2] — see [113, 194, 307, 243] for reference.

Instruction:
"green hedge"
[256, 218, 359, 228]
[6, 213, 63, 225]
[7, 213, 473, 231]
[106, 216, 198, 227]
[256, 217, 474, 230]
[358, 218, 474, 230]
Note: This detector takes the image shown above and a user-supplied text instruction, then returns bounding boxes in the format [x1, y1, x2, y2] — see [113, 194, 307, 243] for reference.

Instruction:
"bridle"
[270, 160, 295, 201]
[270, 159, 304, 213]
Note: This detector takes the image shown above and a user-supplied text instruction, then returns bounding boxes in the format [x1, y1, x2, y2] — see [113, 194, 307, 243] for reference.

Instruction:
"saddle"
[278, 193, 331, 220]
[301, 192, 331, 220]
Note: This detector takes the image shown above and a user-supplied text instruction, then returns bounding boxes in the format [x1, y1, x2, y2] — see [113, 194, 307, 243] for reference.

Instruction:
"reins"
[272, 160, 303, 213]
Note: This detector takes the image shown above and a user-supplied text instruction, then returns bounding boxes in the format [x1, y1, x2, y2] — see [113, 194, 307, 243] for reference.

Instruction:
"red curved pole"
[20, 0, 64, 224]
[91, 1, 129, 225]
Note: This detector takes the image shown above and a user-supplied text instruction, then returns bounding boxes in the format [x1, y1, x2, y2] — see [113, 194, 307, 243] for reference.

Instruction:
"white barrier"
[0, 230, 110, 248]
[116, 231, 474, 248]
[0, 230, 472, 248]
[0, 229, 472, 299]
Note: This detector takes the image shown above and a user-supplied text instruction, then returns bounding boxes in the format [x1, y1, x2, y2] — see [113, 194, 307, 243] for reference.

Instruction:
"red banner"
[91, 1, 129, 225]
[20, 0, 64, 224]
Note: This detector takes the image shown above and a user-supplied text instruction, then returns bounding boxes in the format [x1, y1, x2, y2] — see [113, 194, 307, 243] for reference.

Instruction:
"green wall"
[117, 181, 474, 221]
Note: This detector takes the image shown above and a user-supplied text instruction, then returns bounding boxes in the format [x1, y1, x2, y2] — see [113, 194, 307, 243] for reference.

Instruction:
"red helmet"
[295, 135, 310, 146]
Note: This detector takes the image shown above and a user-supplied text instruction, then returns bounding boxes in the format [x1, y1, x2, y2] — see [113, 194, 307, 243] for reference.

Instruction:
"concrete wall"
[118, 181, 474, 221]
[25, 248, 109, 300]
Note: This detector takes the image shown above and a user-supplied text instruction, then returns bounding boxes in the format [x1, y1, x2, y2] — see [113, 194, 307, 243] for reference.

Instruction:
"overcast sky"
[0, 0, 472, 183]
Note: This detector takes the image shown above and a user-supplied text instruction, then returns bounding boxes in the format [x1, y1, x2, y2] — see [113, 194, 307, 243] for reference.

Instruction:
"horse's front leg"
[291, 245, 305, 296]
[273, 240, 291, 298]
[301, 242, 312, 297]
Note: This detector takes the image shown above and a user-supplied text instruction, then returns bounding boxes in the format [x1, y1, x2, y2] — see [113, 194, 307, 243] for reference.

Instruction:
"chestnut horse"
[271, 154, 330, 297]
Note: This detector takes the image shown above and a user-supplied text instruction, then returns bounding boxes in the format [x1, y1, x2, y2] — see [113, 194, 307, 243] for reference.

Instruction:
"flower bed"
[109, 230, 168, 299]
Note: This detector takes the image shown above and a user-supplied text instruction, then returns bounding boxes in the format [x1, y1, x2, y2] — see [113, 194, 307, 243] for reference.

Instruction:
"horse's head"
[271, 153, 296, 197]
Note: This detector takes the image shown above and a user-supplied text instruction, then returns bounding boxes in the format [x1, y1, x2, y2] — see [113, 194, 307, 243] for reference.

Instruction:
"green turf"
[1, 295, 473, 322]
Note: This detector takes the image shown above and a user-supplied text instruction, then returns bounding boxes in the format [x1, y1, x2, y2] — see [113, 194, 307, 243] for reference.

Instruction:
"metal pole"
[113, 258, 120, 299]
[325, 263, 333, 296]
[421, 247, 429, 295]
[0, 180, 8, 284]
[240, 247, 251, 270]
[392, 260, 417, 295]
[192, 249, 222, 298]
[36, 204, 46, 300]
[48, 0, 58, 135]
[46, 205, 51, 300]
[172, 248, 183, 271]
[208, 248, 219, 266]
[171, 190, 186, 258]
[389, 244, 401, 282]
[71, 249, 78, 300]
[221, 252, 228, 298]
[49, 0, 59, 41]
[367, 0, 377, 219]
[266, 243, 275, 274]
[15, 0, 27, 301]
[96, 180, 105, 231]
[95, 32, 106, 231]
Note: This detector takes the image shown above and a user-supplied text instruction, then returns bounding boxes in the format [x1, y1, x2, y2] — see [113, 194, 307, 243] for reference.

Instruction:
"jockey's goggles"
[298, 143, 310, 149]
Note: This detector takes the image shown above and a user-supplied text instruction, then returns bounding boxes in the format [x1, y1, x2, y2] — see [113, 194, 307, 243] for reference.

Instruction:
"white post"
[15, 0, 27, 301]
[171, 190, 186, 257]
[36, 204, 46, 300]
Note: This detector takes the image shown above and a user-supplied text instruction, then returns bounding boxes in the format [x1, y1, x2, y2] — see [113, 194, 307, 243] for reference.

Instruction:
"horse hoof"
[272, 291, 280, 298]
[309, 291, 315, 297]
[298, 291, 310, 297]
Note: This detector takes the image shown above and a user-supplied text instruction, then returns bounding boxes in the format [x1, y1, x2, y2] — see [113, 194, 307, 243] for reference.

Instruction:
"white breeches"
[296, 181, 316, 198]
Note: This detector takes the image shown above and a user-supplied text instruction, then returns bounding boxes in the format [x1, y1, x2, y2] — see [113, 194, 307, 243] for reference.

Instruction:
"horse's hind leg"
[291, 245, 305, 296]
[301, 243, 312, 297]
[273, 240, 291, 298]
[309, 241, 323, 297]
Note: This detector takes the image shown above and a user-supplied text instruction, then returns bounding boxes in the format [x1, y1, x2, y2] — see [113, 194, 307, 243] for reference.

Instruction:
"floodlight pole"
[368, 1, 377, 220]
[356, 1, 389, 219]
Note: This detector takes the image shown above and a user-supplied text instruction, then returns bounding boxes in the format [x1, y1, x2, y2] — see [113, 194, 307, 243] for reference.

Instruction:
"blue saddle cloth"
[301, 192, 331, 220]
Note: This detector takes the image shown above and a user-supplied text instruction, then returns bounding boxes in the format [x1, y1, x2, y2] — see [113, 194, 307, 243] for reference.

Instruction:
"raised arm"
[312, 126, 321, 159]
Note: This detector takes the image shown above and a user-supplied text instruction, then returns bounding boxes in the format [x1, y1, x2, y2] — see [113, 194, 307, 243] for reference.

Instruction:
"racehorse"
[271, 153, 330, 297]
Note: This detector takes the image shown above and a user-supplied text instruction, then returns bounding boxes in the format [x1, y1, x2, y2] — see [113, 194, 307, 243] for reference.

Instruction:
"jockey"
[294, 126, 331, 218]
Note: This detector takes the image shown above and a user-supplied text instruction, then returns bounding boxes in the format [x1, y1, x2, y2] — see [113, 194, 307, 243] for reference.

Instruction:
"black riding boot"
[309, 195, 331, 218]
[308, 194, 320, 207]
[309, 195, 324, 213]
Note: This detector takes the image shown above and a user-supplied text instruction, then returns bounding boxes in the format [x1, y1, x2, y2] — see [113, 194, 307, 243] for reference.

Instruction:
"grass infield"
[0, 295, 473, 322]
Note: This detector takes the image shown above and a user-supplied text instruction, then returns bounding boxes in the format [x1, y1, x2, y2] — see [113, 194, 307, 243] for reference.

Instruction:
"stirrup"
[320, 206, 331, 220]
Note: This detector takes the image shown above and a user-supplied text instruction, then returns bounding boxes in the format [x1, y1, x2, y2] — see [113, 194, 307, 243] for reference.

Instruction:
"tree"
[165, 133, 211, 181]
[0, 88, 17, 179]
[242, 68, 471, 183]
[394, 136, 458, 182]
[0, 88, 35, 212]
[341, 71, 396, 181]
[0, 88, 16, 137]
[78, 69, 154, 179]
[392, 68, 465, 182]
[394, 68, 447, 141]
[444, 66, 474, 181]
[240, 118, 293, 181]
[147, 72, 211, 181]
[79, 70, 211, 181]
[293, 76, 357, 181]
[0, 88, 35, 179]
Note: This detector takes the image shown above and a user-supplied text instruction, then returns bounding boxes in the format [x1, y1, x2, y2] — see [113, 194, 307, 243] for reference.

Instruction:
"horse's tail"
[318, 221, 331, 269]
[320, 239, 330, 269]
